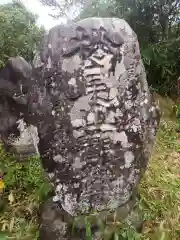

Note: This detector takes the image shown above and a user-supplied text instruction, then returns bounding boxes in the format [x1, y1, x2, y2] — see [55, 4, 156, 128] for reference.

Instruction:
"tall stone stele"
[29, 18, 161, 239]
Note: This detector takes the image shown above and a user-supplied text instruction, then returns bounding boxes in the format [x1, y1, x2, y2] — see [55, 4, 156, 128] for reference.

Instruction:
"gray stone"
[39, 199, 70, 240]
[0, 56, 39, 158]
[31, 17, 161, 216]
[0, 17, 161, 239]
[10, 119, 39, 158]
[29, 17, 161, 239]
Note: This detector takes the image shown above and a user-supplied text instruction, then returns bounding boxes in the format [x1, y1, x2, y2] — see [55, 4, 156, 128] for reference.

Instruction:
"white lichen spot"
[72, 157, 85, 169]
[74, 182, 80, 188]
[111, 97, 119, 107]
[131, 118, 141, 132]
[106, 111, 116, 123]
[73, 129, 85, 138]
[56, 184, 62, 193]
[124, 100, 133, 110]
[87, 126, 97, 131]
[128, 170, 136, 184]
[109, 87, 118, 99]
[149, 106, 155, 112]
[48, 172, 55, 179]
[93, 133, 100, 138]
[107, 199, 122, 210]
[71, 119, 86, 128]
[111, 131, 128, 148]
[131, 124, 138, 132]
[144, 98, 148, 104]
[100, 124, 116, 132]
[97, 91, 108, 99]
[97, 99, 111, 107]
[112, 176, 124, 191]
[78, 198, 90, 214]
[68, 78, 77, 86]
[140, 101, 144, 106]
[87, 112, 96, 124]
[107, 149, 115, 155]
[53, 154, 64, 162]
[100, 150, 104, 156]
[62, 184, 68, 192]
[134, 118, 141, 125]
[53, 195, 61, 202]
[86, 87, 94, 93]
[81, 178, 87, 183]
[51, 82, 56, 87]
[55, 179, 60, 183]
[84, 67, 101, 76]
[62, 55, 81, 73]
[48, 43, 52, 48]
[94, 105, 106, 113]
[116, 108, 123, 117]
[52, 110, 55, 116]
[62, 193, 77, 215]
[47, 56, 52, 69]
[124, 151, 134, 168]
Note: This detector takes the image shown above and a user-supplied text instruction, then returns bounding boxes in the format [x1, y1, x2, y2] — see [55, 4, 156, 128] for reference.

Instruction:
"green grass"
[176, 103, 180, 133]
[140, 120, 180, 240]
[0, 120, 179, 240]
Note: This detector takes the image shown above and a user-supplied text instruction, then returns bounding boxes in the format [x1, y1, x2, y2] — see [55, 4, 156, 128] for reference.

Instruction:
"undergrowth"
[0, 120, 179, 240]
[176, 103, 180, 133]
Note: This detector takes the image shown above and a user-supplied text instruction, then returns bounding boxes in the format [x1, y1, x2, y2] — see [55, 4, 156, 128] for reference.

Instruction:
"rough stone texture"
[39, 195, 143, 240]
[10, 119, 39, 157]
[0, 56, 39, 158]
[0, 18, 161, 239]
[26, 16, 161, 219]
[39, 198, 70, 240]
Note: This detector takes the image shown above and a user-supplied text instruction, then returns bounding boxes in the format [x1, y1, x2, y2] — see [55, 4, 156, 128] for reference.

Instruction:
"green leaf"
[85, 217, 92, 240]
[0, 232, 8, 240]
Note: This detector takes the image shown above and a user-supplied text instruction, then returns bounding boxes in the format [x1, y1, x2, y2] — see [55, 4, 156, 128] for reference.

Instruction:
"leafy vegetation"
[0, 1, 45, 67]
[176, 101, 180, 132]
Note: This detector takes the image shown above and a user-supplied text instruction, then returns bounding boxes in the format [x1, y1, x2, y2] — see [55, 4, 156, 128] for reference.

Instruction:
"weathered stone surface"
[10, 119, 39, 157]
[39, 195, 143, 240]
[0, 56, 39, 158]
[26, 17, 161, 218]
[0, 18, 161, 239]
[39, 198, 70, 240]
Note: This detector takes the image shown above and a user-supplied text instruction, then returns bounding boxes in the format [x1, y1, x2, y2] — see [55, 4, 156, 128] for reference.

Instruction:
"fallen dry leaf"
[8, 192, 15, 205]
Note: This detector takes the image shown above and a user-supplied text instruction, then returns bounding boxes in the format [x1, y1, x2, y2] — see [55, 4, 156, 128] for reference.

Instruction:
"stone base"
[39, 196, 143, 240]
[1, 141, 38, 162]
[39, 199, 71, 240]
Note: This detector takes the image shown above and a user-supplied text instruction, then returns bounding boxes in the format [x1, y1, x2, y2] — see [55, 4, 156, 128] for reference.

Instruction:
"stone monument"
[27, 18, 161, 239]
[0, 18, 161, 239]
